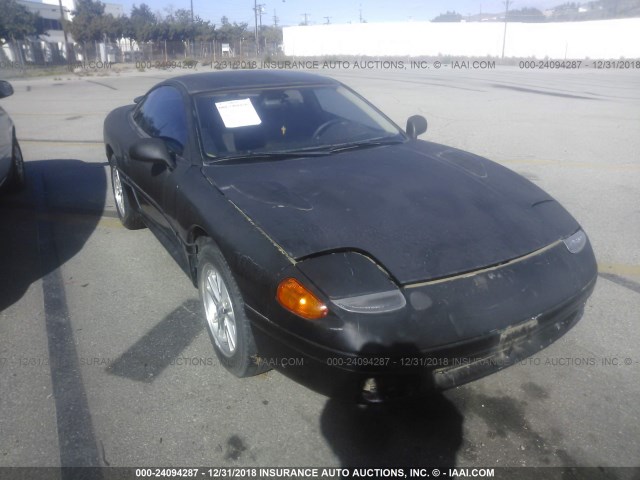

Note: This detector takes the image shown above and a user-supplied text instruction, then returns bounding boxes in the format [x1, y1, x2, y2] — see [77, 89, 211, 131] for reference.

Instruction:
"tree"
[68, 0, 106, 44]
[261, 25, 282, 52]
[113, 15, 133, 42]
[130, 3, 157, 42]
[165, 8, 195, 42]
[101, 14, 123, 42]
[216, 17, 248, 46]
[432, 11, 463, 22]
[130, 3, 156, 24]
[0, 0, 44, 65]
[193, 16, 216, 43]
[0, 0, 41, 44]
[507, 7, 546, 22]
[549, 2, 581, 21]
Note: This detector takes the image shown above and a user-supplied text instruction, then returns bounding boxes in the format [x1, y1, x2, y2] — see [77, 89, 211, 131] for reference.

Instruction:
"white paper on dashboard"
[215, 98, 262, 128]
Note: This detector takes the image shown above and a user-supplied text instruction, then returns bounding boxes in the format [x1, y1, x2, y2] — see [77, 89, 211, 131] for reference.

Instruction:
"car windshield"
[194, 84, 404, 160]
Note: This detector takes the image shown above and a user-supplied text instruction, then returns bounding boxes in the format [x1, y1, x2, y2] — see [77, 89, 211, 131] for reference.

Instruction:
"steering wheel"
[312, 119, 347, 141]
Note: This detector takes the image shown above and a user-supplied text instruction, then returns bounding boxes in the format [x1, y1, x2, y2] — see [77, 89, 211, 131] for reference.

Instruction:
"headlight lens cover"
[294, 251, 407, 315]
[333, 289, 406, 314]
[563, 229, 587, 254]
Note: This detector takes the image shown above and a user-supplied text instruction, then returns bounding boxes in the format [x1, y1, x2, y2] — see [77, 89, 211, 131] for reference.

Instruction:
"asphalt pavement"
[0, 64, 639, 473]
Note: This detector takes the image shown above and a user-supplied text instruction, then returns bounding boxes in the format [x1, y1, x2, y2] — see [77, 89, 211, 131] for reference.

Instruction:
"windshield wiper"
[327, 137, 405, 154]
[209, 148, 331, 163]
[207, 138, 405, 164]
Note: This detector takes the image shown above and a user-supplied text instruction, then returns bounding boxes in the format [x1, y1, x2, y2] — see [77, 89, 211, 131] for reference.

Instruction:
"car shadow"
[266, 339, 465, 469]
[106, 299, 204, 382]
[0, 159, 107, 312]
[320, 393, 463, 470]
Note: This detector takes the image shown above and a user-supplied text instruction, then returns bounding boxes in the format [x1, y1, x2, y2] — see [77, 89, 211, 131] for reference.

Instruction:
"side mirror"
[0, 81, 14, 99]
[133, 95, 143, 104]
[406, 115, 427, 139]
[129, 138, 175, 170]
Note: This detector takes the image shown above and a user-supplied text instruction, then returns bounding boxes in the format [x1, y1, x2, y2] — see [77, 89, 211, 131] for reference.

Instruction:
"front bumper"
[249, 239, 598, 402]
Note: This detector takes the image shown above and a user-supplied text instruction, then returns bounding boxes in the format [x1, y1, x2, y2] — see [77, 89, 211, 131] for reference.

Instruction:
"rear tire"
[6, 136, 25, 192]
[197, 238, 269, 377]
[110, 154, 145, 230]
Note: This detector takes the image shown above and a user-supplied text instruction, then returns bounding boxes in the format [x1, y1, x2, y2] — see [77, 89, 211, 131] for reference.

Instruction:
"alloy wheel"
[200, 263, 237, 357]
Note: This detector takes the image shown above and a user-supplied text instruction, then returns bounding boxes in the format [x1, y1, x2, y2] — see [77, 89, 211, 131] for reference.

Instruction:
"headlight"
[332, 290, 406, 314]
[294, 251, 407, 316]
[563, 229, 587, 254]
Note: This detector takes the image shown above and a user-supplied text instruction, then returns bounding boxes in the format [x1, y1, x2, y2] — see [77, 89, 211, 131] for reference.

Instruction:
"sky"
[116, 0, 563, 27]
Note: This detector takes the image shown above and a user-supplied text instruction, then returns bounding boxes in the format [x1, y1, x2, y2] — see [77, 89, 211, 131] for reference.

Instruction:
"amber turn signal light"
[277, 277, 328, 320]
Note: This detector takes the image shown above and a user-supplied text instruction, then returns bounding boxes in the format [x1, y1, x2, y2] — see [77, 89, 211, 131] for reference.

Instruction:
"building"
[17, 0, 71, 44]
[5, 0, 73, 63]
[2, 0, 125, 64]
[40, 0, 124, 19]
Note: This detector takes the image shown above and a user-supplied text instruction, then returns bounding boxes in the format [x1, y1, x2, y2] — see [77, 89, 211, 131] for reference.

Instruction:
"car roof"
[167, 70, 340, 94]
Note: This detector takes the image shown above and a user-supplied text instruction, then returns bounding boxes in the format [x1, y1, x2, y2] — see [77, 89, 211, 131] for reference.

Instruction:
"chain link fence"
[1, 37, 282, 75]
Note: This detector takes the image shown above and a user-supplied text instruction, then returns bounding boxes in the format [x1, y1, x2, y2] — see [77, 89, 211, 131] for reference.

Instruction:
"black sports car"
[103, 70, 597, 402]
[0, 80, 25, 193]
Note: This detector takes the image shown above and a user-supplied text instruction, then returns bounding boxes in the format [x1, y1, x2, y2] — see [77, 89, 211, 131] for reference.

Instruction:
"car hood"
[202, 141, 579, 284]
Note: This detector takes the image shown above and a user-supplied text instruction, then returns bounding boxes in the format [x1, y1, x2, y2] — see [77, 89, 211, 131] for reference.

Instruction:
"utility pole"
[190, 0, 194, 57]
[359, 4, 363, 22]
[501, 0, 511, 59]
[57, 0, 70, 63]
[324, 16, 331, 24]
[273, 9, 278, 27]
[253, 0, 259, 56]
[257, 4, 265, 53]
[258, 4, 265, 30]
[301, 13, 310, 25]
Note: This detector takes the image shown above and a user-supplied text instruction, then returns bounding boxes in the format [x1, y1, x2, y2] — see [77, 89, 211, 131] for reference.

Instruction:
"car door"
[128, 85, 191, 244]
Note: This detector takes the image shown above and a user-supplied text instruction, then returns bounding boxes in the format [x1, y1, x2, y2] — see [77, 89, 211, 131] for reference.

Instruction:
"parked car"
[103, 71, 597, 402]
[0, 80, 25, 193]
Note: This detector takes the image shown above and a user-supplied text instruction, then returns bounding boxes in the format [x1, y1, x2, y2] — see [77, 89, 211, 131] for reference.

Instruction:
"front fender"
[175, 168, 293, 314]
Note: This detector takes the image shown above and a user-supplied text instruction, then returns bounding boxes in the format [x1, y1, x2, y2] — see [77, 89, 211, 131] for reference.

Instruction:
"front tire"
[110, 155, 145, 230]
[197, 238, 268, 377]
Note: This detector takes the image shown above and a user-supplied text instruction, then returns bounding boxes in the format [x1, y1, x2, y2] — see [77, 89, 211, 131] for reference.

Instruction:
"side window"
[133, 86, 188, 152]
